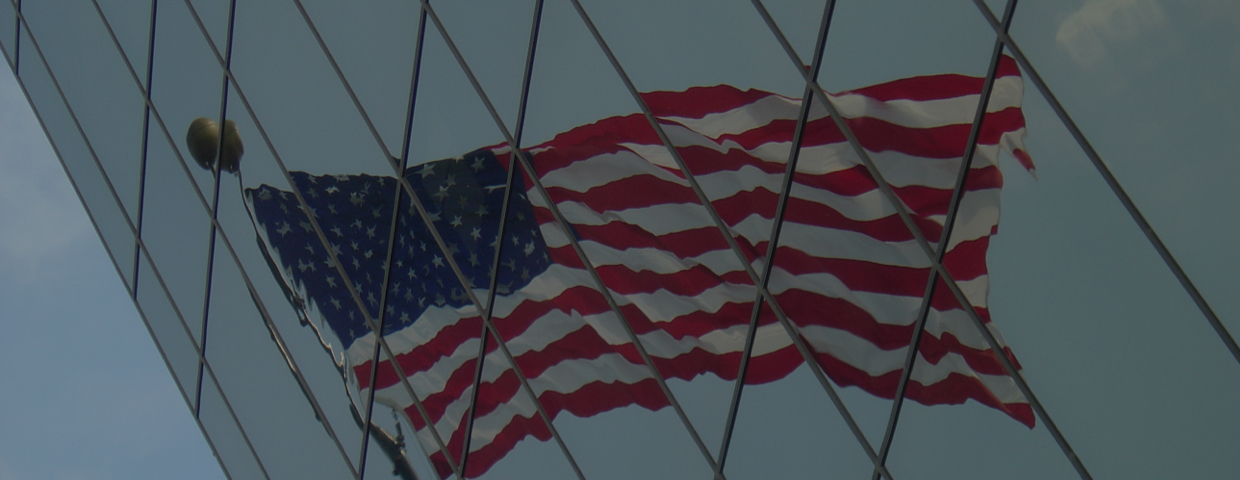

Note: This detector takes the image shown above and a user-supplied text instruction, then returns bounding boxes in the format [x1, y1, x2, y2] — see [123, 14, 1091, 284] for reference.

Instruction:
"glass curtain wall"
[4, 0, 1239, 479]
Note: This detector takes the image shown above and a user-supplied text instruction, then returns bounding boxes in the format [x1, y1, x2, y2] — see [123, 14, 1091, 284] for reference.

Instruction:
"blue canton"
[247, 149, 550, 349]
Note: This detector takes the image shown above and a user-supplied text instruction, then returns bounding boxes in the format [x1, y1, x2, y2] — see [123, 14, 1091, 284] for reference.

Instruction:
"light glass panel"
[761, 0, 833, 65]
[184, 0, 229, 55]
[228, 0, 396, 178]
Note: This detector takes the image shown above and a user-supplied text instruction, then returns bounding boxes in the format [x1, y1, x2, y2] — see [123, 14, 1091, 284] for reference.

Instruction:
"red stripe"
[368, 64, 1034, 478]
[530, 107, 1027, 186]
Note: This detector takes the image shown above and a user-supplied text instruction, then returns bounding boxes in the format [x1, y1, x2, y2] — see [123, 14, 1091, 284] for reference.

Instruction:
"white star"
[418, 163, 436, 178]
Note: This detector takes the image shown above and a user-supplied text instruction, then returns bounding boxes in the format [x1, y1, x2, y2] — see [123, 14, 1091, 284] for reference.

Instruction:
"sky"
[0, 67, 225, 480]
[1, 0, 1239, 479]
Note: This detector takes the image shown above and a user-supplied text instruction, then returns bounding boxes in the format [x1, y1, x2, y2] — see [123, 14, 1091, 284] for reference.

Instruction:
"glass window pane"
[201, 245, 357, 480]
[896, 51, 1240, 478]
[724, 305, 877, 479]
[0, 0, 14, 67]
[294, 0, 420, 156]
[197, 372, 269, 480]
[21, 0, 147, 224]
[135, 252, 204, 409]
[15, 27, 137, 287]
[1009, 0, 1240, 334]
[220, 102, 387, 473]
[137, 121, 213, 345]
[147, 0, 227, 197]
[94, 0, 154, 81]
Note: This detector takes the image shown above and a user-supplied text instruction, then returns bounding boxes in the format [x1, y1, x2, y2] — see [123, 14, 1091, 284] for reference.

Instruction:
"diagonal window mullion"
[457, 0, 546, 475]
[714, 0, 837, 476]
[969, 0, 1240, 368]
[871, 2, 1022, 479]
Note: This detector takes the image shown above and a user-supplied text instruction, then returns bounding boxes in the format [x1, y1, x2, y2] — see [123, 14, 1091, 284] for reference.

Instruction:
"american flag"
[247, 56, 1034, 478]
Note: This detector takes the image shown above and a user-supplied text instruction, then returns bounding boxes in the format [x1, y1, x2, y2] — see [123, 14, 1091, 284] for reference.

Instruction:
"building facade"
[5, 1, 1240, 479]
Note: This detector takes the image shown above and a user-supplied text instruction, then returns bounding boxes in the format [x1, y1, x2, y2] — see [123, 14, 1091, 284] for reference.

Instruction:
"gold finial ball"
[186, 117, 244, 173]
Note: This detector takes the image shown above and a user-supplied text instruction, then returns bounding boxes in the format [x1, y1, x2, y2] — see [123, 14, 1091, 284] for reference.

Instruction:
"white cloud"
[1056, 0, 1167, 66]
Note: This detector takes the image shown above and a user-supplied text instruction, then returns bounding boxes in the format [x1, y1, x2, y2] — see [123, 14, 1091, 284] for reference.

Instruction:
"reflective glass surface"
[135, 252, 204, 408]
[15, 1, 1240, 479]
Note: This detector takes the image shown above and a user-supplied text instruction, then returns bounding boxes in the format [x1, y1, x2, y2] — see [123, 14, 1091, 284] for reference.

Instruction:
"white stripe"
[657, 76, 1024, 138]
